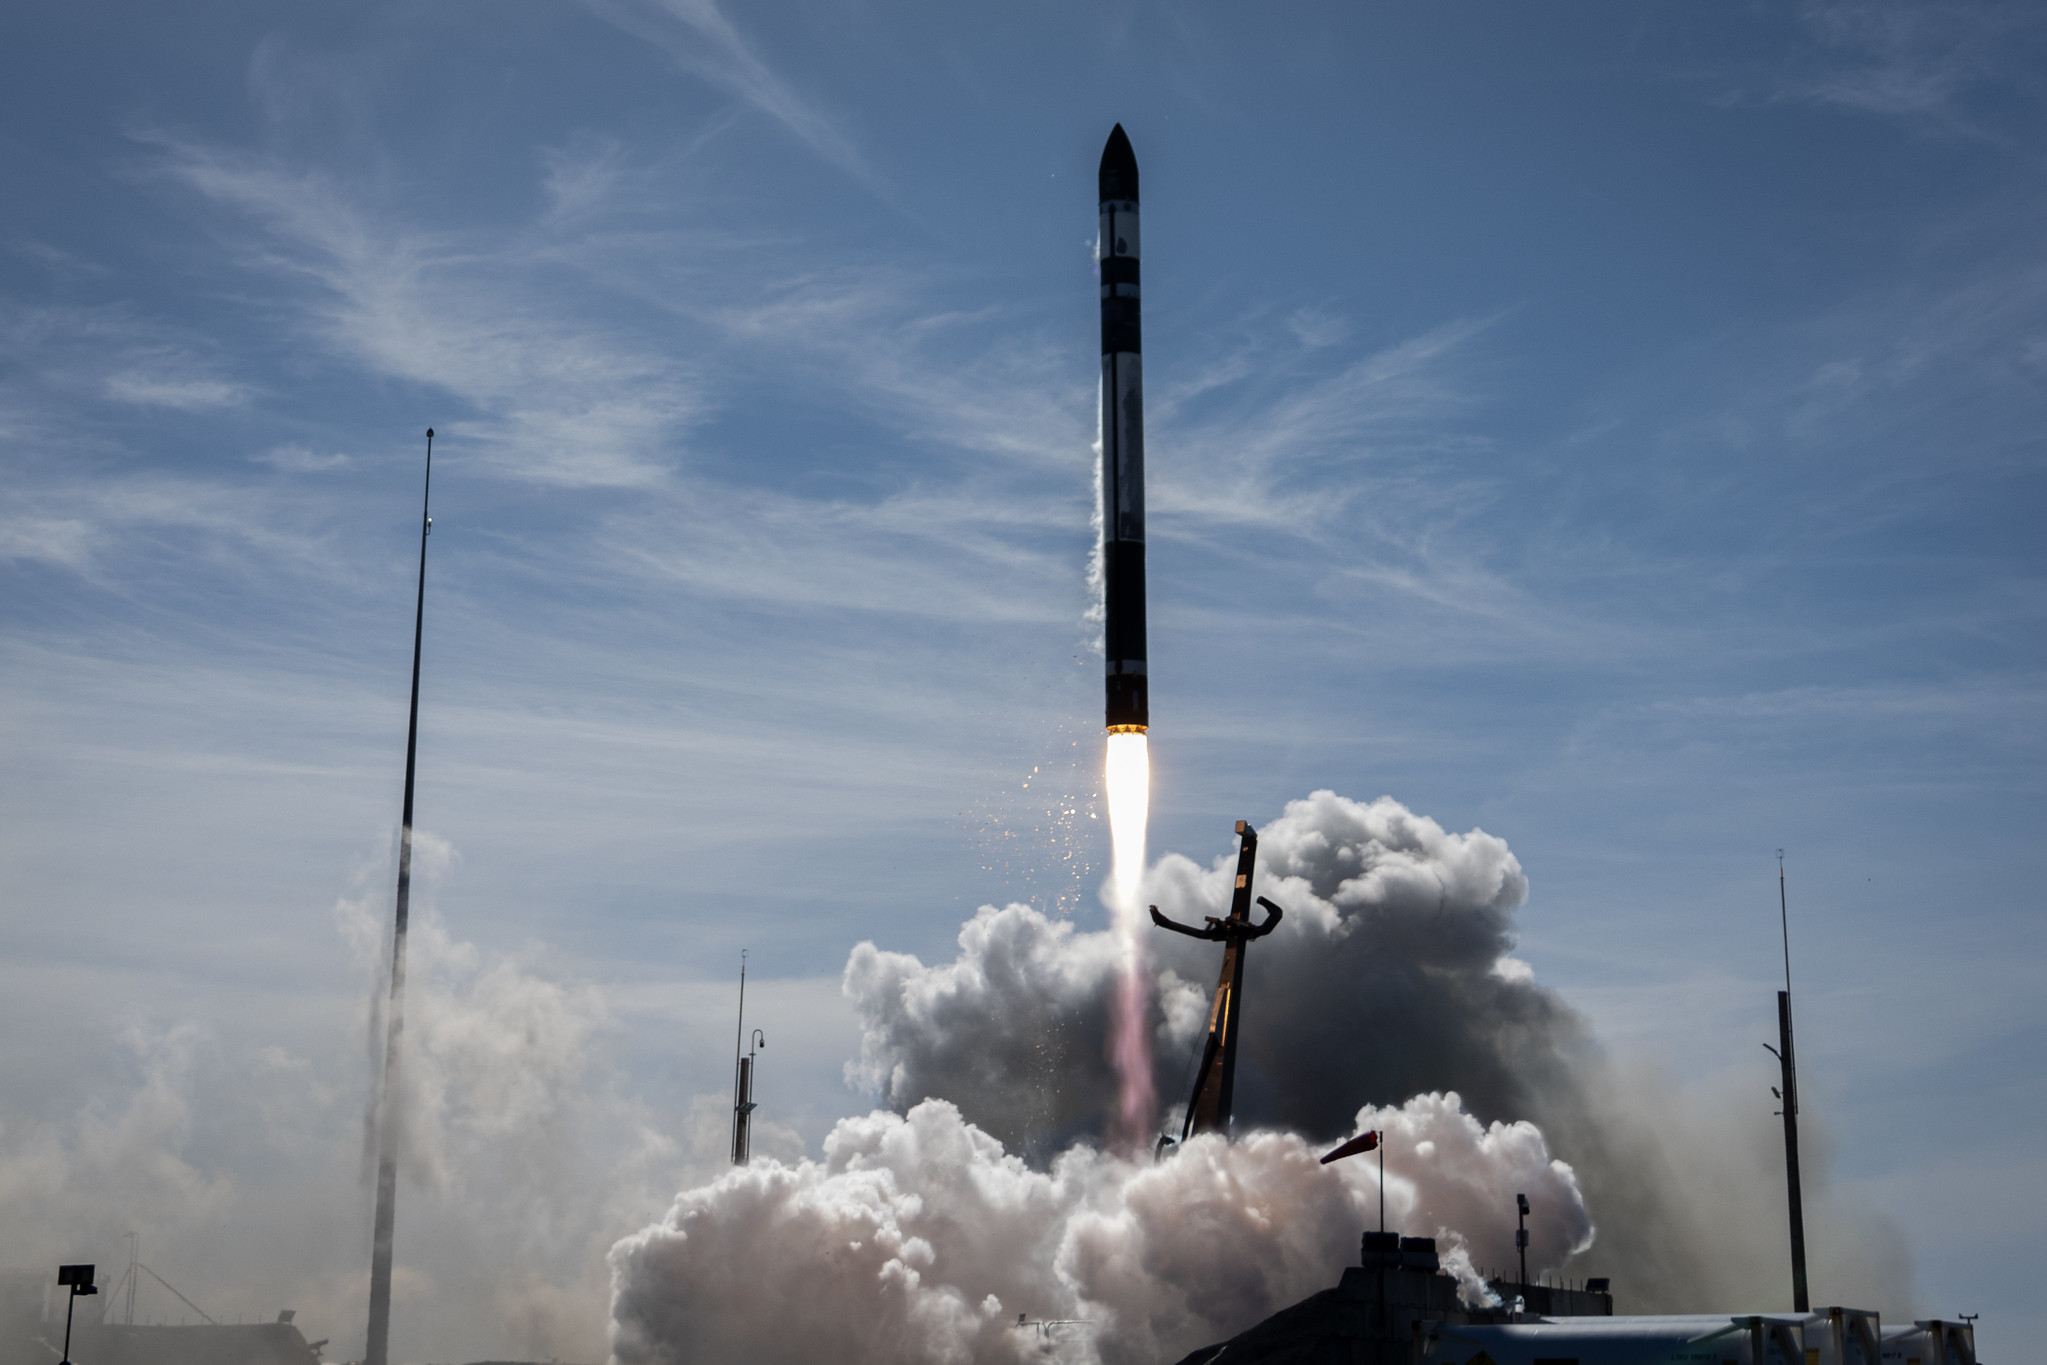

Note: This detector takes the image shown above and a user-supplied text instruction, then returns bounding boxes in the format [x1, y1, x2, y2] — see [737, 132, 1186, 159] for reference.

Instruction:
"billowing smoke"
[608, 1092, 1587, 1365]
[607, 790, 1617, 1364]
[336, 885, 682, 1360]
[836, 789, 1912, 1313]
[0, 837, 677, 1365]
[844, 900, 1123, 1159]
[844, 792, 1554, 1158]
[755, 788, 1911, 1332]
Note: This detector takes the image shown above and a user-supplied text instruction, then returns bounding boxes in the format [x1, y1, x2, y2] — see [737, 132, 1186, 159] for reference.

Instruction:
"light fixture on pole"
[731, 955, 767, 1166]
[57, 1265, 97, 1365]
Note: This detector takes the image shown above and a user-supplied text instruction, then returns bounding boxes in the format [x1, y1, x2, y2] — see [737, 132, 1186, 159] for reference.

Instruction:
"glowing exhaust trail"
[1104, 730, 1153, 1146]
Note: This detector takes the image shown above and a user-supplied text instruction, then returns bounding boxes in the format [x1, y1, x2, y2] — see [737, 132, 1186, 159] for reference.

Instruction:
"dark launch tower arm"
[1149, 905, 1220, 939]
[1159, 822, 1287, 1145]
[1150, 897, 1282, 941]
[1252, 896, 1283, 935]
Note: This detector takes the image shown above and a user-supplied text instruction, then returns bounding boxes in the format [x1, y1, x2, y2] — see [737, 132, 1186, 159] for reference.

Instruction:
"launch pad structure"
[1172, 1232, 1978, 1365]
[1151, 820, 1285, 1149]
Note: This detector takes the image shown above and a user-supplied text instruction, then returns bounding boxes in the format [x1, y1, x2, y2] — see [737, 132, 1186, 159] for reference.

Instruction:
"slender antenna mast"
[1765, 849, 1812, 1314]
[734, 950, 747, 1080]
[1780, 851, 1794, 997]
[1377, 1133, 1385, 1235]
[366, 428, 434, 1365]
[732, 951, 746, 1163]
[732, 951, 761, 1165]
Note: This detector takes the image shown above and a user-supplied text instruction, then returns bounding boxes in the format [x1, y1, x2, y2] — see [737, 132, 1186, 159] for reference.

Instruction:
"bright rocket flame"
[1105, 731, 1149, 906]
[1104, 729, 1154, 1149]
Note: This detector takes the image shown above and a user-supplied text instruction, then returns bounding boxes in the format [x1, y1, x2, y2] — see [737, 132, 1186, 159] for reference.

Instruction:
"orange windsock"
[1320, 1130, 1381, 1165]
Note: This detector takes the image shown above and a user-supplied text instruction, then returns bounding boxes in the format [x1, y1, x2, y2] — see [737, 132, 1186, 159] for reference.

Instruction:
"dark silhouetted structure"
[366, 429, 435, 1365]
[1764, 852, 1811, 1313]
[88, 1322, 325, 1365]
[1152, 820, 1284, 1143]
[56, 1266, 96, 1365]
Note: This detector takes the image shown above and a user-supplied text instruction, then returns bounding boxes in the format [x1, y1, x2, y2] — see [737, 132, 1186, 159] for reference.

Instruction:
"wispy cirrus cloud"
[148, 136, 705, 489]
[1650, 677, 2047, 733]
[1698, 0, 2047, 134]
[698, 268, 1090, 468]
[105, 369, 247, 411]
[1789, 0, 2046, 119]
[1155, 316, 1498, 531]
[580, 0, 879, 191]
[0, 516, 93, 570]
[0, 471, 358, 581]
[95, 126, 1591, 661]
[1, 304, 249, 414]
[8, 238, 110, 279]
[253, 445, 353, 473]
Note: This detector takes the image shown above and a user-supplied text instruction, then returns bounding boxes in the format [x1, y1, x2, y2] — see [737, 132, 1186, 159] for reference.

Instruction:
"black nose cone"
[1098, 124, 1138, 203]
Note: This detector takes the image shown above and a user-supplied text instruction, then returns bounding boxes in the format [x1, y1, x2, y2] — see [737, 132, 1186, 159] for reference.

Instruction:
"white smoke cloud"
[333, 871, 682, 1361]
[0, 837, 681, 1365]
[846, 792, 1556, 1155]
[608, 1091, 1586, 1365]
[835, 789, 1913, 1315]
[844, 904, 1125, 1159]
[610, 790, 1617, 1363]
[0, 1021, 234, 1264]
[1, 787, 1907, 1365]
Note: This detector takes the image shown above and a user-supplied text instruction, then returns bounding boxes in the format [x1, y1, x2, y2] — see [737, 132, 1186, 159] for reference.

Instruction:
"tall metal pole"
[1776, 852, 1811, 1314]
[731, 951, 748, 1165]
[1516, 1192, 1530, 1289]
[366, 429, 434, 1365]
[57, 1267, 96, 1365]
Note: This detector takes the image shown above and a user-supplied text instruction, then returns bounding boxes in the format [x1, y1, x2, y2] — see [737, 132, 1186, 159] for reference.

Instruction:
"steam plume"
[611, 789, 1615, 1365]
[608, 1092, 1587, 1365]
[840, 788, 1914, 1311]
[0, 846, 674, 1365]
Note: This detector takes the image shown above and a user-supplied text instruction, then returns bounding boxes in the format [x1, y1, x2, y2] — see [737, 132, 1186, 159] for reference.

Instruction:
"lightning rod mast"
[365, 429, 434, 1365]
[1765, 850, 1812, 1313]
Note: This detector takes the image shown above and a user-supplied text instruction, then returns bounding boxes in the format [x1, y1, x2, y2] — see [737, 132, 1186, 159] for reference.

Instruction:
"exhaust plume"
[608, 1092, 1586, 1365]
[1102, 732, 1153, 1150]
[839, 787, 1914, 1312]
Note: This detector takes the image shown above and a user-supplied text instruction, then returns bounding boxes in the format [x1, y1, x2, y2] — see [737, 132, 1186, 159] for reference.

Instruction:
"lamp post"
[733, 1027, 765, 1165]
[57, 1265, 97, 1365]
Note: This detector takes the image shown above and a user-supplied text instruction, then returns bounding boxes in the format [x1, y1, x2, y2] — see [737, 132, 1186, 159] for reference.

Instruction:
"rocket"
[1099, 124, 1147, 734]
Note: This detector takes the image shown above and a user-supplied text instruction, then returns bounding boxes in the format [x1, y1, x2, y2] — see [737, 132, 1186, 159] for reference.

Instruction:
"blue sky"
[2, 1, 2043, 1360]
